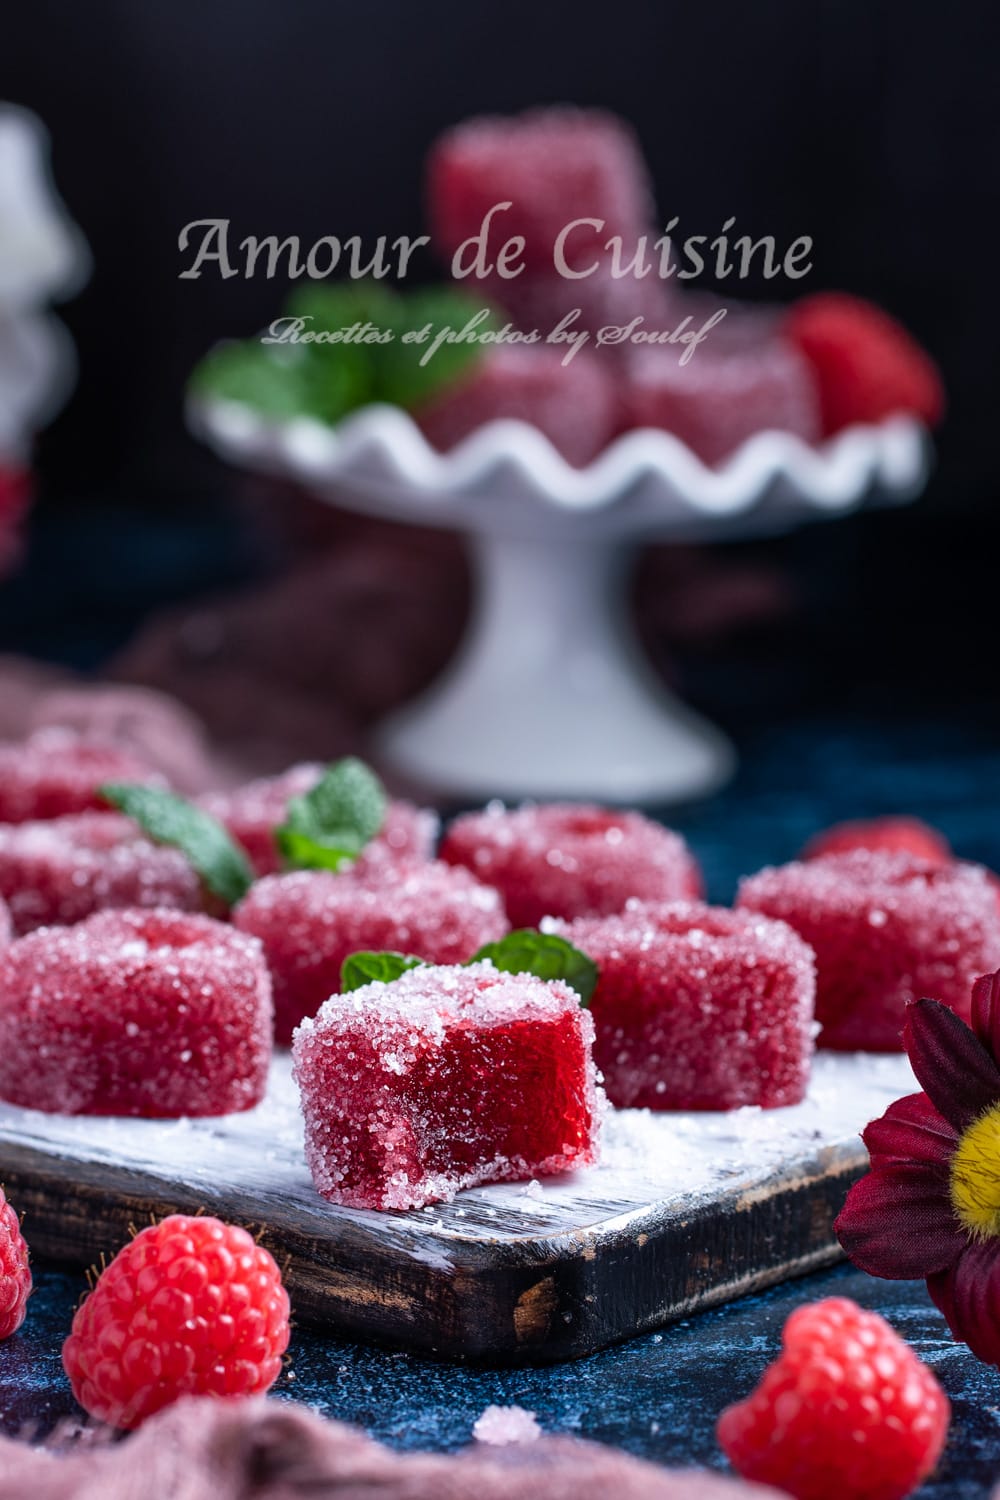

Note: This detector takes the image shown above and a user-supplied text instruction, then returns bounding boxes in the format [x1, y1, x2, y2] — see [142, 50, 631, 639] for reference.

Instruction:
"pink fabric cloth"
[0, 1398, 783, 1500]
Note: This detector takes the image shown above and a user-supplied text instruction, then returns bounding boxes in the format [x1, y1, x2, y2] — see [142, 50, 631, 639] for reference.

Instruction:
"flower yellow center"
[951, 1104, 1000, 1238]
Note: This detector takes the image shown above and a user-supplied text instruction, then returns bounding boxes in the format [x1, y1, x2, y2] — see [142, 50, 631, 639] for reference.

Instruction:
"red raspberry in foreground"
[63, 1214, 290, 1429]
[0, 811, 204, 935]
[414, 345, 619, 469]
[293, 962, 600, 1210]
[0, 908, 272, 1116]
[0, 728, 160, 824]
[718, 1298, 949, 1500]
[441, 802, 701, 928]
[553, 901, 815, 1110]
[0, 1186, 31, 1339]
[234, 860, 507, 1045]
[200, 764, 438, 878]
[802, 816, 952, 865]
[785, 293, 944, 436]
[738, 850, 1000, 1050]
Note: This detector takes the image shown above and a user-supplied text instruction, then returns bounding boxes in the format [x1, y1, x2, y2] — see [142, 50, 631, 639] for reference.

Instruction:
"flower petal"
[927, 1240, 1000, 1368]
[863, 1092, 958, 1170]
[835, 1161, 964, 1277]
[903, 999, 1000, 1132]
[972, 970, 1000, 1062]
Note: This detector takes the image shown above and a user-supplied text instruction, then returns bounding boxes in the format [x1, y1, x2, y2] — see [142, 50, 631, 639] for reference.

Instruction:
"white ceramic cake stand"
[190, 398, 928, 804]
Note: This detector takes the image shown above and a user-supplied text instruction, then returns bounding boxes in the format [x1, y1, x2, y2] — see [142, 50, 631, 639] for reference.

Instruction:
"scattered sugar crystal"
[441, 803, 701, 928]
[553, 901, 815, 1111]
[738, 850, 1000, 1050]
[292, 962, 601, 1211]
[472, 1405, 542, 1445]
[235, 861, 507, 1044]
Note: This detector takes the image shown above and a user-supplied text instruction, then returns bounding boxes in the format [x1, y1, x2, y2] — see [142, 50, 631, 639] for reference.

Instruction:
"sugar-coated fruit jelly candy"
[233, 861, 508, 1044]
[199, 764, 438, 877]
[0, 811, 204, 935]
[553, 901, 816, 1110]
[620, 341, 821, 467]
[440, 802, 701, 929]
[0, 908, 273, 1116]
[0, 728, 161, 824]
[415, 345, 619, 469]
[738, 850, 1000, 1051]
[801, 815, 952, 865]
[426, 106, 653, 274]
[293, 961, 601, 1210]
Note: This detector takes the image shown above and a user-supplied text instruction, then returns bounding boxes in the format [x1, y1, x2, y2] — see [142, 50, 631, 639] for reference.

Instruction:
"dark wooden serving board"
[0, 1054, 911, 1364]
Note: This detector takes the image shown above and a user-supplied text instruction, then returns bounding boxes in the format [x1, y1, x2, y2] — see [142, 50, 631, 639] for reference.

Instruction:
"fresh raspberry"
[414, 345, 619, 468]
[0, 728, 161, 824]
[717, 1297, 949, 1500]
[802, 816, 952, 865]
[441, 802, 702, 929]
[785, 293, 944, 436]
[62, 1214, 290, 1429]
[0, 1186, 31, 1339]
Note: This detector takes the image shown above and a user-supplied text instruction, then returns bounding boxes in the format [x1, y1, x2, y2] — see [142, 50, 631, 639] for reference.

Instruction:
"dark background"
[1, 0, 997, 736]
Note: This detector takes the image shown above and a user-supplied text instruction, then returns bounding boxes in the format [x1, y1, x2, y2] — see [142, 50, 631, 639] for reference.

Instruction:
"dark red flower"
[836, 972, 1000, 1367]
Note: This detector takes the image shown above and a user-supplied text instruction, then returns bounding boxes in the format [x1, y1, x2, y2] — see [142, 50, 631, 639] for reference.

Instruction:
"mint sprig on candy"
[100, 784, 254, 906]
[275, 757, 386, 872]
[337, 930, 598, 1005]
[340, 951, 428, 992]
[469, 930, 598, 1005]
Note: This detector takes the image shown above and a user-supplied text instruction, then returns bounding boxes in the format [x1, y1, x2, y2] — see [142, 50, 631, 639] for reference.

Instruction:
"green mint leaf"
[100, 783, 254, 906]
[378, 290, 499, 409]
[276, 757, 386, 872]
[468, 930, 598, 1005]
[340, 951, 428, 993]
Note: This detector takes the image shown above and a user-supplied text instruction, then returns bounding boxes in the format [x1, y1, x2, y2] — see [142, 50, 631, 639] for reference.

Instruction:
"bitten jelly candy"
[0, 812, 204, 935]
[440, 802, 701, 929]
[293, 961, 601, 1210]
[233, 861, 508, 1044]
[553, 901, 816, 1110]
[0, 908, 272, 1116]
[738, 850, 1000, 1051]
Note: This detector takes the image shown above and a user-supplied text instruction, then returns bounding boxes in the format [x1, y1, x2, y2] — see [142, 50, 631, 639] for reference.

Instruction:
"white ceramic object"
[190, 398, 928, 803]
